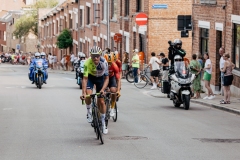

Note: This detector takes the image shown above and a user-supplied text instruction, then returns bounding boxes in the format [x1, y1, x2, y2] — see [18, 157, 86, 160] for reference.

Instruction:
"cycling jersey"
[83, 57, 109, 77]
[109, 62, 120, 80]
[115, 59, 122, 72]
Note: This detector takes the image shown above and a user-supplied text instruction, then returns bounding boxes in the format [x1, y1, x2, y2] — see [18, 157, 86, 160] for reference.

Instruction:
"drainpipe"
[107, 0, 110, 47]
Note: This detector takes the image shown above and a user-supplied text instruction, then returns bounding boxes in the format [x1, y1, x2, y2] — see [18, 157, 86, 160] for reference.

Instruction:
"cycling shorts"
[108, 76, 117, 88]
[87, 74, 104, 93]
[151, 70, 160, 77]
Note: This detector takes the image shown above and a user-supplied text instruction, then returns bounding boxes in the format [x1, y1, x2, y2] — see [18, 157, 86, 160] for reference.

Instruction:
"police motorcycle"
[166, 55, 196, 110]
[74, 52, 86, 89]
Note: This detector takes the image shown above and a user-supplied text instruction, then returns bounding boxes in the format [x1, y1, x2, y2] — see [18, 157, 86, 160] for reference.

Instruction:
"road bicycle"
[125, 65, 134, 83]
[134, 67, 162, 89]
[104, 92, 118, 127]
[82, 93, 104, 144]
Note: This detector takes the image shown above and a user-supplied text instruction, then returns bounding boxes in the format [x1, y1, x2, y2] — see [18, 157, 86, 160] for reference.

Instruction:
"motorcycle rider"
[40, 52, 48, 84]
[78, 52, 86, 80]
[168, 39, 186, 74]
[29, 52, 41, 84]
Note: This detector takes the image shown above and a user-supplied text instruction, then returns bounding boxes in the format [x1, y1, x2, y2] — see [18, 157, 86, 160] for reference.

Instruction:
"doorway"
[216, 31, 222, 91]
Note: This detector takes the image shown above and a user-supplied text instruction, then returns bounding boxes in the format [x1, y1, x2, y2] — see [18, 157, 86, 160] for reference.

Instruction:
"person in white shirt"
[70, 52, 75, 71]
[48, 53, 53, 69]
[146, 52, 160, 89]
[219, 47, 225, 97]
[203, 53, 215, 99]
[60, 55, 66, 70]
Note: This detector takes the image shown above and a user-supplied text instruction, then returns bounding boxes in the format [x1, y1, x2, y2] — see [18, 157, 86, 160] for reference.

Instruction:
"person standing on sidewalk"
[219, 47, 225, 96]
[203, 53, 215, 100]
[190, 54, 202, 99]
[131, 49, 140, 83]
[147, 52, 160, 89]
[70, 52, 75, 71]
[197, 53, 203, 79]
[121, 52, 129, 79]
[220, 53, 235, 104]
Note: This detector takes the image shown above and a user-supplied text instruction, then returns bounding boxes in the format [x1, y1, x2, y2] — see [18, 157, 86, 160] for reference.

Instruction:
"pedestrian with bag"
[131, 49, 140, 83]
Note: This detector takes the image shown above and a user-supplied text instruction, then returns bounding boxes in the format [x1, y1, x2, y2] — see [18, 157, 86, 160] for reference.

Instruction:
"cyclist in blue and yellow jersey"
[80, 46, 109, 134]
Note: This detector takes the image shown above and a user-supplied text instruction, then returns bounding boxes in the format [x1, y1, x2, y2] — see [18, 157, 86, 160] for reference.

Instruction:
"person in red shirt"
[104, 53, 121, 117]
[111, 51, 122, 73]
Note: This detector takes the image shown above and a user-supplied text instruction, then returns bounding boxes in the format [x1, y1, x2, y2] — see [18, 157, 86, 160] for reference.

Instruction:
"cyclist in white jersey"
[80, 46, 109, 134]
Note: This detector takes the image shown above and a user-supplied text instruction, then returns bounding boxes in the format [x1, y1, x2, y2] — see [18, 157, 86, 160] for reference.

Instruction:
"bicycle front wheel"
[126, 71, 134, 83]
[134, 75, 148, 89]
[93, 106, 104, 144]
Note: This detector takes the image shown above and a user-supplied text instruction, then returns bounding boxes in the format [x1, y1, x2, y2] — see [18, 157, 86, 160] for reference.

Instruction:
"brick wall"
[148, 0, 192, 62]
[0, 22, 6, 52]
[0, 0, 25, 11]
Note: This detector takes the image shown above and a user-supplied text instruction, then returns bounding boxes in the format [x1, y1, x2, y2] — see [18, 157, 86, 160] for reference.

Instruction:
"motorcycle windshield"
[174, 61, 189, 79]
[35, 60, 43, 68]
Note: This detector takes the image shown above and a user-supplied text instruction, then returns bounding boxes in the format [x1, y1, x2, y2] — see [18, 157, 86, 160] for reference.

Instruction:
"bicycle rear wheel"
[92, 107, 98, 138]
[105, 99, 110, 127]
[134, 75, 148, 89]
[94, 106, 104, 144]
[126, 71, 134, 83]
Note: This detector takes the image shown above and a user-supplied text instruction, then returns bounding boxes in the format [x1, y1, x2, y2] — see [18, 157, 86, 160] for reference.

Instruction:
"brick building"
[39, 0, 79, 62]
[192, 0, 240, 96]
[0, 11, 8, 52]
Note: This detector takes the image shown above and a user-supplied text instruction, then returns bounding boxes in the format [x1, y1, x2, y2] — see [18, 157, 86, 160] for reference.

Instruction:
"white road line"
[3, 108, 13, 110]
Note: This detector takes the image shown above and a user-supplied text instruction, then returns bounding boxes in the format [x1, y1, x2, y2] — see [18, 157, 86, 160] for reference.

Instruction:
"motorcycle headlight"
[178, 78, 192, 84]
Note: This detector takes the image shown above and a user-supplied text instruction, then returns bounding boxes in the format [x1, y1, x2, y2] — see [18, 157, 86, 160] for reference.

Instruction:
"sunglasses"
[91, 54, 100, 59]
[175, 59, 182, 62]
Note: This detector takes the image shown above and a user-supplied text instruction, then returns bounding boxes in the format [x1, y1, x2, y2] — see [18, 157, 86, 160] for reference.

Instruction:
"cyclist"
[112, 51, 122, 74]
[80, 46, 109, 134]
[104, 53, 121, 117]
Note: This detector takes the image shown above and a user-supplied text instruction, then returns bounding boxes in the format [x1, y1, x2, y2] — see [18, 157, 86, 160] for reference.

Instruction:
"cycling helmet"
[173, 39, 182, 49]
[90, 46, 102, 55]
[35, 52, 40, 57]
[78, 52, 86, 58]
[112, 51, 119, 61]
[104, 53, 113, 63]
[40, 52, 46, 58]
[133, 49, 139, 53]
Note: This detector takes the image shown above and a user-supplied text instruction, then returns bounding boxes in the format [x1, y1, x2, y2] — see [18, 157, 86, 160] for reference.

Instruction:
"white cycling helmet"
[90, 46, 102, 55]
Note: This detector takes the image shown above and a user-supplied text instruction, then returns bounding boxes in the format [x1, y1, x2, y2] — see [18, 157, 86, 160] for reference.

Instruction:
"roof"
[0, 10, 24, 22]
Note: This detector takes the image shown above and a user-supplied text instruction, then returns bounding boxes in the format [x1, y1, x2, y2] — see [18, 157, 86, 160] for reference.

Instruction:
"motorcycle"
[73, 60, 83, 89]
[167, 61, 195, 110]
[33, 59, 45, 89]
[1, 56, 11, 63]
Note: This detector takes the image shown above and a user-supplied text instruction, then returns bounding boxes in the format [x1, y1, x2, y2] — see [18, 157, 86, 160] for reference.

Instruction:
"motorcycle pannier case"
[162, 80, 170, 94]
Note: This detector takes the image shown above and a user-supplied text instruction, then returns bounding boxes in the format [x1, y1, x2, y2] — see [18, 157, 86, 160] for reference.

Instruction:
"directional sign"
[152, 4, 168, 9]
[135, 13, 148, 26]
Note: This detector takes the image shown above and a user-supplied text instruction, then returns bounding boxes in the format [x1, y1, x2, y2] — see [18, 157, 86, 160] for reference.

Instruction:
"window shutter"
[185, 16, 192, 30]
[178, 15, 185, 31]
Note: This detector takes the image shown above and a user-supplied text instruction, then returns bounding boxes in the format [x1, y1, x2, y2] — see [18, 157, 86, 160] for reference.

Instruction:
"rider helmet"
[90, 46, 102, 55]
[111, 51, 119, 62]
[104, 53, 113, 63]
[173, 39, 182, 49]
[35, 52, 40, 58]
[40, 52, 46, 58]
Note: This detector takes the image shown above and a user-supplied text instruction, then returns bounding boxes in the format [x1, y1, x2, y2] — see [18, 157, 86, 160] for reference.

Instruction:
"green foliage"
[13, 0, 58, 38]
[56, 29, 73, 49]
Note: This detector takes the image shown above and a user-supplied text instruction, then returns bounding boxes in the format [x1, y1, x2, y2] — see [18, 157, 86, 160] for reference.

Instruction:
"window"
[111, 37, 114, 50]
[69, 14, 72, 28]
[233, 24, 240, 69]
[200, 28, 209, 55]
[56, 20, 58, 34]
[133, 32, 136, 49]
[86, 7, 90, 25]
[178, 15, 192, 31]
[80, 42, 82, 52]
[102, 0, 107, 21]
[80, 9, 83, 27]
[4, 31, 6, 41]
[136, 0, 142, 12]
[200, 0, 216, 4]
[125, 0, 129, 16]
[75, 13, 78, 29]
[111, 0, 117, 20]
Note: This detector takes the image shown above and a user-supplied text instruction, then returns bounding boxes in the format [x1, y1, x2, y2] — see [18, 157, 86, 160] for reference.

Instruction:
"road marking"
[3, 108, 12, 110]
[64, 77, 75, 81]
[5, 87, 15, 88]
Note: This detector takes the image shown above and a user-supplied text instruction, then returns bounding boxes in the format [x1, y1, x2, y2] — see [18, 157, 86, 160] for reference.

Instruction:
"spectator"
[190, 54, 202, 99]
[65, 54, 70, 71]
[158, 53, 169, 81]
[122, 52, 129, 78]
[146, 52, 160, 89]
[70, 52, 75, 71]
[197, 53, 203, 79]
[60, 55, 66, 70]
[219, 47, 225, 96]
[131, 49, 140, 83]
[48, 53, 53, 69]
[203, 53, 215, 99]
[220, 53, 235, 104]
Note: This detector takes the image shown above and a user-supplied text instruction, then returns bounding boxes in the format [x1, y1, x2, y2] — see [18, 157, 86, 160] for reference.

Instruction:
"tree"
[56, 29, 73, 49]
[13, 0, 58, 38]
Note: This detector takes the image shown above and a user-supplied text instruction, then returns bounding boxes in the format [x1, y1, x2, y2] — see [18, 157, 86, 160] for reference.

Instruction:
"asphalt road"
[0, 64, 240, 160]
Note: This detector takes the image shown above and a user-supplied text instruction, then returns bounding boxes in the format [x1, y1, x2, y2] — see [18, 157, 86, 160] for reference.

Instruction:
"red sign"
[135, 13, 148, 26]
[114, 33, 122, 42]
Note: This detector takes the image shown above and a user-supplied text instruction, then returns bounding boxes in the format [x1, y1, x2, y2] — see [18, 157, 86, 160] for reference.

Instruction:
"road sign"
[114, 33, 122, 42]
[16, 44, 20, 50]
[135, 13, 148, 26]
[152, 4, 168, 9]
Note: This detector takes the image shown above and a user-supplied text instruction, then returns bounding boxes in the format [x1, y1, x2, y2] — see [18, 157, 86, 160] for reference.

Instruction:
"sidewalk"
[148, 89, 240, 115]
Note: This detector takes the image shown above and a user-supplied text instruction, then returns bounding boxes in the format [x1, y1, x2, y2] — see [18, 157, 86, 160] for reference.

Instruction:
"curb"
[191, 100, 240, 115]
